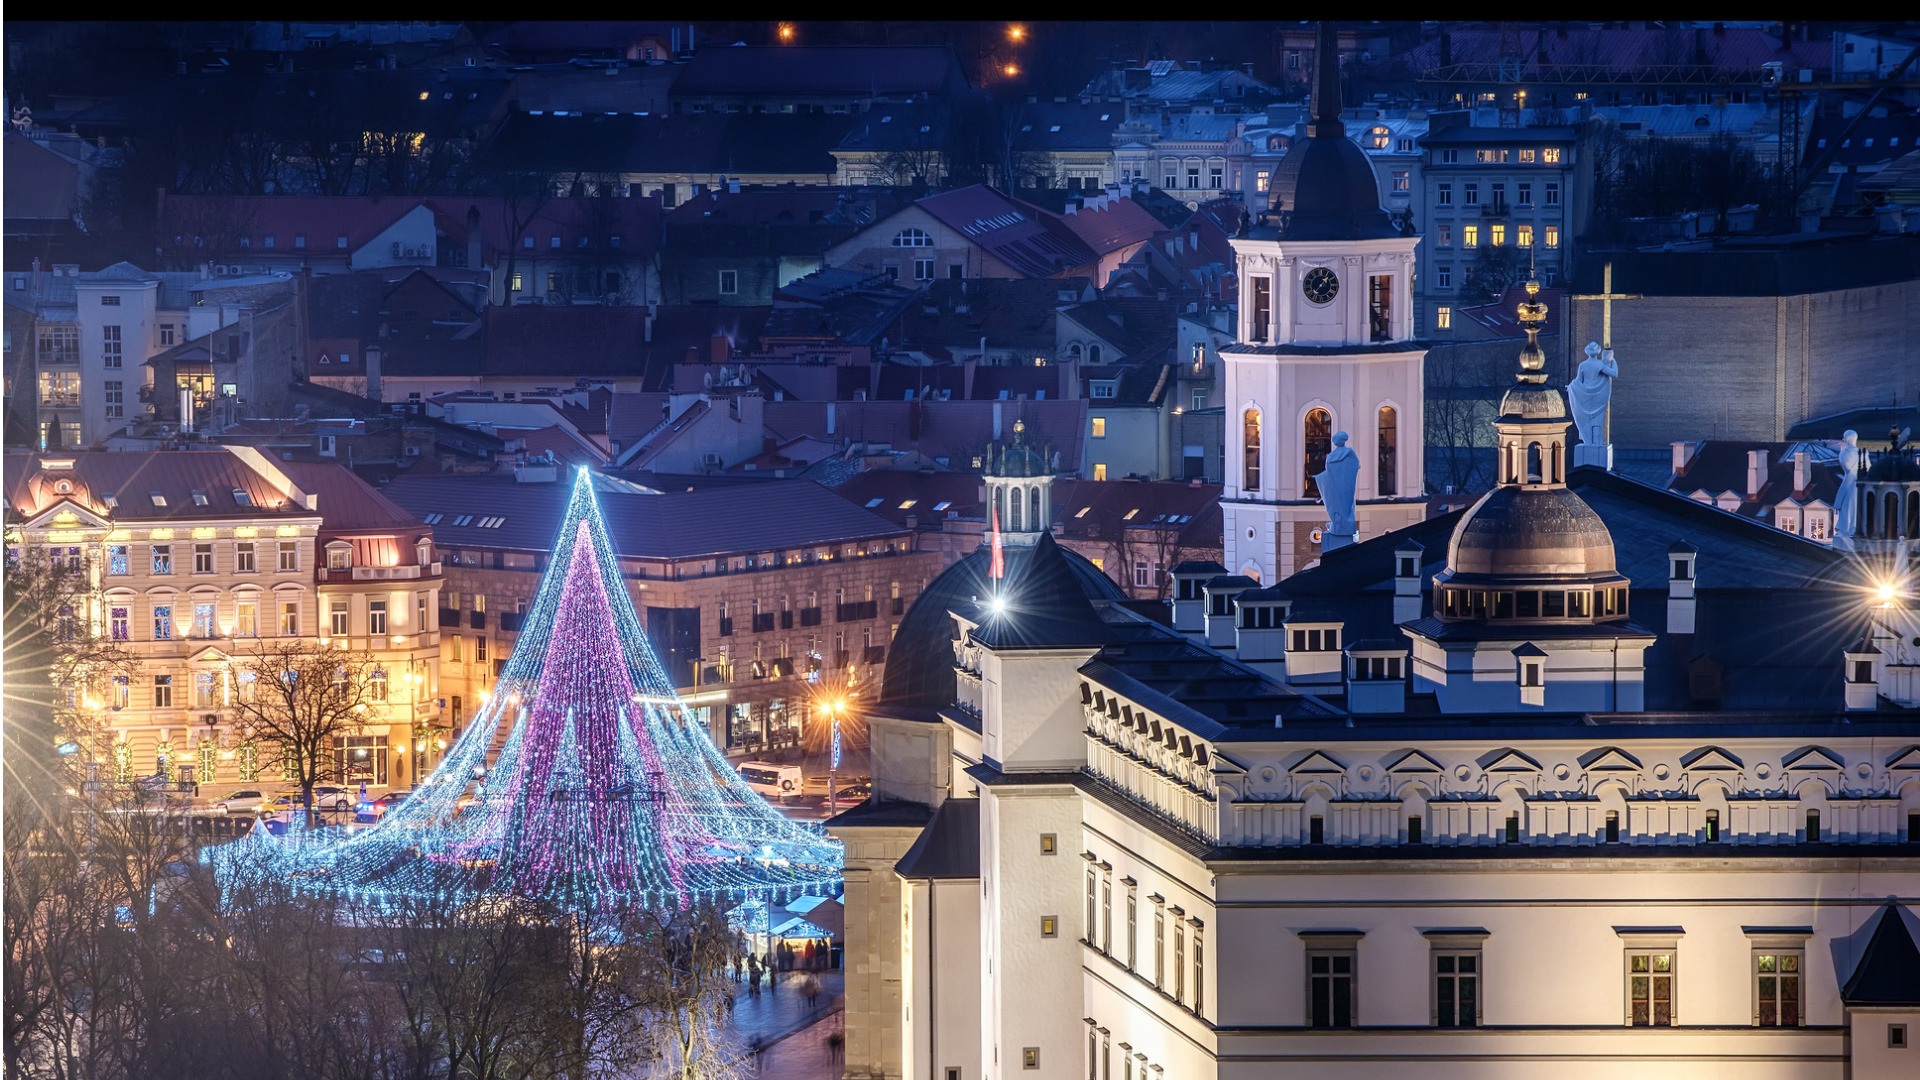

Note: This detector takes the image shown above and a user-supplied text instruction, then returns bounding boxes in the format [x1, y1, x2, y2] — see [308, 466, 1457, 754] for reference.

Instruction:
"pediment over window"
[1885, 745, 1920, 771]
[1384, 748, 1444, 774]
[1681, 745, 1743, 771]
[1477, 747, 1542, 773]
[1782, 746, 1844, 772]
[1289, 750, 1347, 775]
[1578, 746, 1643, 771]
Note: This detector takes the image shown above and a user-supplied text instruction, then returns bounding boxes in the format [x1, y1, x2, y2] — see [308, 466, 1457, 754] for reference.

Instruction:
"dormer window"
[327, 547, 350, 571]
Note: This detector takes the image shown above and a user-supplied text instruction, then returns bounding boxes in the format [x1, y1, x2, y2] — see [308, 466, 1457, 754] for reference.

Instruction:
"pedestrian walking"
[827, 1031, 844, 1064]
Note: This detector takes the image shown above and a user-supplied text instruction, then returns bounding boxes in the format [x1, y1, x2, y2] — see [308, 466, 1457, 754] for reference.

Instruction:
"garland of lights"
[205, 469, 843, 911]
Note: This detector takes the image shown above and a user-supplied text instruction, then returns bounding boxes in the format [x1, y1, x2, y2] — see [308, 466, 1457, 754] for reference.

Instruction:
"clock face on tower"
[1301, 267, 1340, 305]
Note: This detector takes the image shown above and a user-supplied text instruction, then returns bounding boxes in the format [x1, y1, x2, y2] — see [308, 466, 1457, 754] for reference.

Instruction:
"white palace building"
[828, 26, 1920, 1080]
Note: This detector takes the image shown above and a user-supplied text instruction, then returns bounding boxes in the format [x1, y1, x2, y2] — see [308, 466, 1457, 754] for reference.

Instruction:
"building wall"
[836, 822, 924, 1080]
[824, 206, 1024, 284]
[1567, 284, 1920, 448]
[71, 277, 159, 447]
[901, 876, 981, 1080]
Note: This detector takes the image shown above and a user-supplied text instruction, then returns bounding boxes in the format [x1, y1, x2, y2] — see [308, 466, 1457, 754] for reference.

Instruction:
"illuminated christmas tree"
[207, 469, 842, 910]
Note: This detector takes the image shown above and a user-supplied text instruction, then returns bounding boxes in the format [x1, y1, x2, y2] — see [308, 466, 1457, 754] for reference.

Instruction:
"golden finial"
[1013, 418, 1026, 437]
[1515, 275, 1548, 383]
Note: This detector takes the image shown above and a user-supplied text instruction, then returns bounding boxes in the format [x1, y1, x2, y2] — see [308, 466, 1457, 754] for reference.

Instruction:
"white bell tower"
[1221, 23, 1430, 583]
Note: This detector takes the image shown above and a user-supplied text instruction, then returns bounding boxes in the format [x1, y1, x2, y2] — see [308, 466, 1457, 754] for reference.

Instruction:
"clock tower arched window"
[1378, 406, 1398, 496]
[1244, 408, 1263, 493]
[1303, 408, 1333, 498]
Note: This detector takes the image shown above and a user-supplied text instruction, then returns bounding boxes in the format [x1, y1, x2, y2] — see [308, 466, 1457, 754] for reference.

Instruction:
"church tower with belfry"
[1220, 22, 1430, 583]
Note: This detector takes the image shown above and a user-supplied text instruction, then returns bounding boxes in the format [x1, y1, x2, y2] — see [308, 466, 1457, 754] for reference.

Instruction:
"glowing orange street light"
[778, 23, 795, 43]
[1008, 24, 1026, 43]
[1004, 63, 1020, 78]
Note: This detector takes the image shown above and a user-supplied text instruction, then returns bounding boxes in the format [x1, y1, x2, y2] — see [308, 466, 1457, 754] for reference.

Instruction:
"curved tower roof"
[1265, 22, 1400, 243]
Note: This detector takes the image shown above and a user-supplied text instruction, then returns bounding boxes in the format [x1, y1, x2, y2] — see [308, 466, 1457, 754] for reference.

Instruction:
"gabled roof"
[4, 450, 333, 525]
[1080, 363, 1174, 408]
[1060, 298, 1179, 361]
[913, 185, 1098, 279]
[1841, 904, 1920, 1006]
[893, 798, 980, 880]
[1055, 196, 1165, 257]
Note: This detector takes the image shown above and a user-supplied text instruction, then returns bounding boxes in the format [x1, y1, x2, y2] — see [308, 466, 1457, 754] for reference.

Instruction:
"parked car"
[211, 790, 266, 813]
[357, 791, 409, 823]
[829, 781, 874, 809]
[312, 786, 354, 812]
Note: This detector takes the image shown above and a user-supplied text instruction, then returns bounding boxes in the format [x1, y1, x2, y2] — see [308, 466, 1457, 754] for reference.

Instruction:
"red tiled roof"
[5, 450, 309, 523]
[280, 461, 429, 538]
[1056, 196, 1164, 256]
[915, 186, 1097, 278]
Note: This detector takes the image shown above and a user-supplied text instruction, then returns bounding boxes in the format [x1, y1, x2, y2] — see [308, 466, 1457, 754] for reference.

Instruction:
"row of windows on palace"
[66, 657, 425, 717]
[98, 733, 401, 789]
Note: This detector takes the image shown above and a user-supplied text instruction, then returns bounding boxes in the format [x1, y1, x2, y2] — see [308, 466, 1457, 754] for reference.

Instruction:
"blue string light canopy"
[206, 468, 843, 911]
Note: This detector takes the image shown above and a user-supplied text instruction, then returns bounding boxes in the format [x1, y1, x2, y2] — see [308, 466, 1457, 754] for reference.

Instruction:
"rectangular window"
[450, 634, 465, 662]
[476, 636, 488, 664]
[278, 542, 299, 571]
[1125, 891, 1137, 969]
[1133, 561, 1152, 588]
[1437, 265, 1452, 289]
[1101, 877, 1112, 953]
[1490, 223, 1506, 246]
[1543, 147, 1562, 163]
[1464, 183, 1479, 206]
[193, 602, 215, 638]
[102, 325, 122, 368]
[1627, 950, 1676, 1026]
[1308, 949, 1356, 1028]
[1438, 225, 1451, 248]
[1517, 182, 1533, 206]
[1250, 276, 1272, 342]
[718, 270, 739, 295]
[104, 380, 124, 419]
[368, 600, 388, 636]
[108, 544, 129, 575]
[1754, 951, 1802, 1026]
[1085, 871, 1097, 941]
[152, 674, 173, 709]
[1518, 225, 1534, 248]
[1545, 183, 1561, 206]
[1154, 909, 1165, 987]
[193, 670, 217, 708]
[914, 257, 934, 282]
[194, 543, 214, 574]
[110, 606, 130, 640]
[1093, 463, 1107, 481]
[153, 604, 173, 640]
[1186, 164, 1200, 189]
[1462, 224, 1479, 248]
[1174, 924, 1186, 1002]
[327, 547, 349, 570]
[330, 601, 349, 637]
[235, 542, 256, 572]
[1544, 225, 1560, 248]
[1441, 149, 1458, 164]
[1435, 952, 1481, 1026]
[1194, 932, 1205, 1015]
[152, 545, 172, 574]
[1091, 418, 1106, 438]
[159, 323, 177, 347]
[280, 601, 300, 636]
[1392, 170, 1410, 192]
[236, 600, 256, 637]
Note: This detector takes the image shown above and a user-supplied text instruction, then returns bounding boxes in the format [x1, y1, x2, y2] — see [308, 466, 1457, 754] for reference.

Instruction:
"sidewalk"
[723, 968, 843, 1054]
[743, 1006, 845, 1079]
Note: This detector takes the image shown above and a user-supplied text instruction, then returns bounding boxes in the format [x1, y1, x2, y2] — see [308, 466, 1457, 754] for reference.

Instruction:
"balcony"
[863, 644, 887, 666]
[798, 607, 822, 627]
[751, 613, 775, 633]
[718, 617, 735, 637]
[499, 611, 523, 633]
[837, 600, 878, 622]
[439, 607, 460, 627]
[891, 597, 905, 617]
[468, 611, 487, 630]
[780, 610, 795, 630]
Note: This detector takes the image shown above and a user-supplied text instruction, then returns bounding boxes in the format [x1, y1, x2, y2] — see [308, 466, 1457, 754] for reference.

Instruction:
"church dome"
[1266, 136, 1399, 242]
[1264, 22, 1399, 243]
[1446, 485, 1619, 582]
[994, 441, 1048, 479]
[879, 536, 1123, 710]
[1498, 384, 1568, 420]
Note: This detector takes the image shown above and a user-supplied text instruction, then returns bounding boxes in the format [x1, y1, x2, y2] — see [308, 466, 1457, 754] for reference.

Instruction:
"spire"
[1307, 21, 1346, 140]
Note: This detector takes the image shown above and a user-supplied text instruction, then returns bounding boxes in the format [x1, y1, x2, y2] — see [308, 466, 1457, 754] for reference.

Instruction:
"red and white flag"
[989, 502, 1006, 581]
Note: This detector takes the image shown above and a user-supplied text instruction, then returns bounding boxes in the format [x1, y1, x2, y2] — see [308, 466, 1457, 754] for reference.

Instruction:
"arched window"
[1087, 344, 1103, 363]
[1009, 486, 1024, 531]
[1030, 487, 1042, 529]
[1303, 408, 1332, 497]
[1526, 442, 1544, 483]
[1243, 408, 1263, 492]
[1907, 490, 1919, 539]
[1884, 492, 1901, 539]
[1377, 406, 1397, 496]
[1863, 492, 1876, 538]
[993, 486, 1004, 530]
[892, 228, 932, 248]
[1067, 343, 1082, 360]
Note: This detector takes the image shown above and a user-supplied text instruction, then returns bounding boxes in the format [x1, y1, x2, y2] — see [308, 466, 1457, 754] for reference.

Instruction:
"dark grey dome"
[880, 537, 1123, 709]
[1865, 451, 1920, 482]
[1267, 136, 1399, 242]
[994, 441, 1048, 479]
[1446, 486, 1619, 582]
[1499, 384, 1568, 420]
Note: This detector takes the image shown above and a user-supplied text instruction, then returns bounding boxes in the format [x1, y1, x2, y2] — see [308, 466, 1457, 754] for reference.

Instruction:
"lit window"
[1754, 950, 1803, 1027]
[1436, 306, 1452, 330]
[1627, 949, 1676, 1026]
[1092, 418, 1107, 438]
[1093, 463, 1108, 481]
[1517, 225, 1534, 248]
[1544, 226, 1560, 249]
[1543, 147, 1562, 163]
[1462, 225, 1479, 249]
[1518, 148, 1537, 163]
[1490, 223, 1506, 246]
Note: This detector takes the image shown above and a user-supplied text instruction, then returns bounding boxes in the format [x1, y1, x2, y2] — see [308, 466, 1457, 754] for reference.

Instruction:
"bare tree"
[637, 903, 751, 1080]
[223, 640, 377, 827]
[1424, 341, 1510, 496]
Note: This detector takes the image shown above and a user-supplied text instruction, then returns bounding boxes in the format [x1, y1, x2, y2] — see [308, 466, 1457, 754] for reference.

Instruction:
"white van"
[737, 761, 804, 800]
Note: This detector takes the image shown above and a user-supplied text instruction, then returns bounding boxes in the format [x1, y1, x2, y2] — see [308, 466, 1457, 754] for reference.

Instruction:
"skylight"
[932, 501, 952, 512]
[1123, 509, 1140, 520]
[231, 488, 252, 507]
[1075, 507, 1092, 518]
[865, 498, 885, 508]
[421, 513, 444, 525]
[191, 490, 209, 506]
[149, 491, 167, 508]
[898, 500, 917, 510]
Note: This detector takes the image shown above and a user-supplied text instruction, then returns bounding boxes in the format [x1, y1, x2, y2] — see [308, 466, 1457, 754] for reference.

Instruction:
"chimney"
[365, 344, 383, 403]
[1745, 449, 1768, 499]
[1843, 637, 1880, 711]
[644, 304, 656, 342]
[1203, 576, 1254, 651]
[1667, 540, 1698, 635]
[1392, 540, 1424, 624]
[826, 401, 836, 436]
[710, 334, 730, 366]
[1671, 440, 1697, 475]
[1064, 199, 1078, 215]
[1793, 450, 1810, 498]
[1168, 562, 1225, 638]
